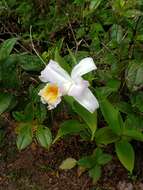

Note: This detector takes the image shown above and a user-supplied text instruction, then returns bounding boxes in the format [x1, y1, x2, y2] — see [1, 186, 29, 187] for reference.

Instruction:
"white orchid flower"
[38, 57, 99, 113]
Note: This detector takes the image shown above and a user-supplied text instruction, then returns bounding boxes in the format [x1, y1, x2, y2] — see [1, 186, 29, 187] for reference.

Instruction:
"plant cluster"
[1, 0, 143, 183]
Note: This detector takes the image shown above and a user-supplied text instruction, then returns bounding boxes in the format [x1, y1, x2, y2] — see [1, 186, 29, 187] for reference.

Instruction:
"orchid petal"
[67, 80, 89, 97]
[72, 88, 99, 113]
[71, 57, 97, 80]
[39, 60, 71, 85]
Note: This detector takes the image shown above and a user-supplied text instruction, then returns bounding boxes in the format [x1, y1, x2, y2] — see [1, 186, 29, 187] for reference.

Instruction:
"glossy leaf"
[53, 120, 85, 143]
[0, 38, 17, 60]
[96, 154, 112, 165]
[36, 125, 52, 148]
[95, 127, 119, 145]
[78, 156, 96, 169]
[74, 102, 97, 140]
[17, 124, 33, 150]
[89, 165, 101, 183]
[126, 61, 143, 91]
[123, 129, 143, 141]
[18, 54, 43, 71]
[98, 97, 123, 134]
[0, 93, 13, 115]
[115, 140, 135, 173]
[59, 158, 77, 170]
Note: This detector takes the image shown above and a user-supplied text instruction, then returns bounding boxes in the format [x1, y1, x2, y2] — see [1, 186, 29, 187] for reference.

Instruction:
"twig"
[68, 19, 80, 53]
[30, 25, 46, 66]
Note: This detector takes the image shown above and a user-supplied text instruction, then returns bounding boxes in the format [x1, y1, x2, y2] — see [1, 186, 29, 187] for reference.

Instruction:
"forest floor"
[1, 114, 143, 190]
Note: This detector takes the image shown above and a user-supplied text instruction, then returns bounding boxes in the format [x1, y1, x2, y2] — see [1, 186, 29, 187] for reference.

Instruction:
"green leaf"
[126, 61, 143, 91]
[98, 97, 123, 134]
[125, 114, 143, 129]
[74, 102, 97, 140]
[18, 54, 43, 71]
[0, 93, 13, 115]
[95, 127, 119, 145]
[13, 103, 34, 122]
[54, 48, 71, 73]
[116, 101, 133, 114]
[29, 84, 43, 103]
[53, 120, 85, 143]
[0, 38, 17, 60]
[93, 147, 103, 158]
[90, 0, 102, 10]
[115, 140, 135, 173]
[67, 47, 77, 65]
[130, 92, 143, 112]
[0, 57, 20, 89]
[123, 9, 143, 18]
[96, 153, 112, 165]
[123, 129, 143, 141]
[59, 158, 77, 170]
[24, 103, 34, 121]
[111, 24, 123, 44]
[35, 103, 47, 123]
[89, 165, 101, 183]
[36, 125, 52, 148]
[17, 124, 33, 150]
[78, 156, 96, 169]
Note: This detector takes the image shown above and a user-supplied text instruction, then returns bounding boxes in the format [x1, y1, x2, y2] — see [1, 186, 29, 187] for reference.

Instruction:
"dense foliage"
[1, 0, 143, 182]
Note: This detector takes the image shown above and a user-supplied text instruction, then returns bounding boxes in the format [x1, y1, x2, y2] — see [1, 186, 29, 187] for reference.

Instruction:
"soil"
[0, 115, 143, 190]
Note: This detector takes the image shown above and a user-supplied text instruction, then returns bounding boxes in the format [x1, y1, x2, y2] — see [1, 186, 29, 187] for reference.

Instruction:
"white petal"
[67, 80, 89, 97]
[71, 57, 97, 80]
[39, 60, 71, 85]
[48, 97, 62, 110]
[72, 88, 99, 113]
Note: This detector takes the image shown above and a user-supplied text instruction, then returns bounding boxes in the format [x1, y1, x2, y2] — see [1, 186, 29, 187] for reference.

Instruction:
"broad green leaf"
[0, 57, 20, 88]
[116, 101, 133, 114]
[78, 156, 96, 169]
[53, 120, 85, 143]
[115, 140, 135, 173]
[125, 114, 143, 129]
[64, 96, 74, 109]
[67, 47, 77, 65]
[36, 125, 52, 148]
[96, 153, 112, 165]
[54, 48, 71, 73]
[59, 158, 77, 170]
[24, 103, 34, 121]
[126, 61, 143, 91]
[74, 102, 97, 140]
[93, 147, 103, 158]
[95, 127, 119, 145]
[111, 24, 123, 44]
[35, 103, 47, 123]
[123, 129, 143, 141]
[130, 92, 143, 112]
[17, 124, 33, 150]
[18, 54, 43, 71]
[123, 9, 143, 18]
[13, 112, 27, 122]
[29, 84, 44, 103]
[98, 97, 123, 134]
[90, 0, 102, 10]
[0, 38, 17, 60]
[13, 103, 34, 122]
[89, 165, 101, 183]
[0, 93, 13, 114]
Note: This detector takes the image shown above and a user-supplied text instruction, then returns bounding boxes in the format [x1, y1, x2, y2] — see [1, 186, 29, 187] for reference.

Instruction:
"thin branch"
[30, 25, 46, 66]
[68, 19, 80, 53]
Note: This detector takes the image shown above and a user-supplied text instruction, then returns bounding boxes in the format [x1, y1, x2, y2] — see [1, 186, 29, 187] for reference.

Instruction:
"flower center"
[41, 84, 60, 104]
